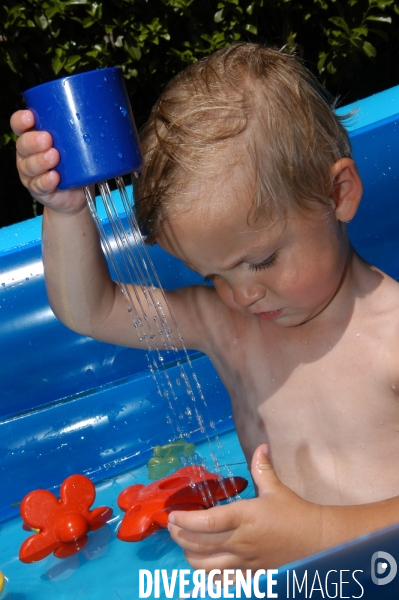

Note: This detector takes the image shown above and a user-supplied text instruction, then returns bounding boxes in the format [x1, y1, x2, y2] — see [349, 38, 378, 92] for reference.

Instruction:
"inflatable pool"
[1, 84, 399, 599]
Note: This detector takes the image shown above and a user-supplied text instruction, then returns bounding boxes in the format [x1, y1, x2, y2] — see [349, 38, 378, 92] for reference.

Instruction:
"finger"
[18, 147, 59, 182]
[251, 444, 281, 496]
[16, 131, 53, 159]
[10, 110, 35, 136]
[168, 521, 232, 553]
[183, 550, 238, 572]
[30, 171, 61, 197]
[168, 502, 242, 534]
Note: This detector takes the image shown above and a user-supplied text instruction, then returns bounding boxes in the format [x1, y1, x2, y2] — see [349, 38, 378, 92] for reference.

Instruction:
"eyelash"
[203, 252, 278, 282]
[249, 253, 277, 272]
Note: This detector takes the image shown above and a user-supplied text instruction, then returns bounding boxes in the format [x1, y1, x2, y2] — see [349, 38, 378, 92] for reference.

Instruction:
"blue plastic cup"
[23, 67, 142, 190]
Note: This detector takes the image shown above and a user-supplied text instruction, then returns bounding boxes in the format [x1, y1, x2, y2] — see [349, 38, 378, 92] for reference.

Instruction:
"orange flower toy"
[19, 474, 113, 563]
[117, 465, 248, 542]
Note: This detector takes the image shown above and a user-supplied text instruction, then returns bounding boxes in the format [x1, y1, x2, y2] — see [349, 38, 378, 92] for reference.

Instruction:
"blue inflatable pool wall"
[1, 85, 399, 599]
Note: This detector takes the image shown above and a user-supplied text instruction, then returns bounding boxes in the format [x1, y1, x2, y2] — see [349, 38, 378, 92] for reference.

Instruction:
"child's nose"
[231, 282, 265, 308]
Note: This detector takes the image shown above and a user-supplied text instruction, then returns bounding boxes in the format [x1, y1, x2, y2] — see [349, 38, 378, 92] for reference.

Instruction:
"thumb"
[251, 444, 282, 496]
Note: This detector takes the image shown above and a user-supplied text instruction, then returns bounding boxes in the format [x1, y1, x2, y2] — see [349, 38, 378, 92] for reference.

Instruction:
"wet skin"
[157, 177, 399, 506]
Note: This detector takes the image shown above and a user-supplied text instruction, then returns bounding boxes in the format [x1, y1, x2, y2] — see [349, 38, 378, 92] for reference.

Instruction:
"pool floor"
[0, 430, 253, 599]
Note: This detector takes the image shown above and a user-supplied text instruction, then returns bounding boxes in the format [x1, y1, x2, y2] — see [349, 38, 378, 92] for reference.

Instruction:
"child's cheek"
[281, 266, 332, 307]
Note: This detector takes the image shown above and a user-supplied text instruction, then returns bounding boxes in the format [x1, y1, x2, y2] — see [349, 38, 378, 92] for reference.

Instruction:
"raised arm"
[11, 110, 219, 351]
[11, 110, 129, 341]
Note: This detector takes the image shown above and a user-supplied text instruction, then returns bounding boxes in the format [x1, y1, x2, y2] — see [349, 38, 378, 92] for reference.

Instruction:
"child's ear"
[331, 158, 363, 222]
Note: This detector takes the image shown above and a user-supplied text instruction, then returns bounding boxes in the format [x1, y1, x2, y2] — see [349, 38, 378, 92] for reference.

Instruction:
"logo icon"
[371, 551, 397, 585]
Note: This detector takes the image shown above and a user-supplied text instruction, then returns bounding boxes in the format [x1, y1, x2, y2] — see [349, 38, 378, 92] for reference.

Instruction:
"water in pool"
[1, 429, 253, 600]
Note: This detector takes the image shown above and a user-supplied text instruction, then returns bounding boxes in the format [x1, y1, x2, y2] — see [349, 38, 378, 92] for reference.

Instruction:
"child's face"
[157, 179, 349, 328]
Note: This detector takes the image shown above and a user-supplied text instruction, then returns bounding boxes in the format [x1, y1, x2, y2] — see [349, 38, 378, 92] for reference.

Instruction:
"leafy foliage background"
[1, 0, 398, 227]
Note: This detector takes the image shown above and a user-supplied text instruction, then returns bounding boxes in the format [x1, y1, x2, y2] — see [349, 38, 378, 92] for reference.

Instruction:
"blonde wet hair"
[134, 42, 352, 243]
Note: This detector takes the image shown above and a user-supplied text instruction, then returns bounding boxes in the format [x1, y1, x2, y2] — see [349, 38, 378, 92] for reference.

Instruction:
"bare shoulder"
[358, 267, 399, 375]
[375, 272, 399, 391]
[165, 284, 244, 353]
[367, 267, 399, 317]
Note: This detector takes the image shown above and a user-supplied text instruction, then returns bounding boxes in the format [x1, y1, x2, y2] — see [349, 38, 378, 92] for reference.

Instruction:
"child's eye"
[249, 252, 277, 272]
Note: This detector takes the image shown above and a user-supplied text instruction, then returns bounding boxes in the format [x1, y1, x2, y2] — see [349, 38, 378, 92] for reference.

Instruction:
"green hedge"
[1, 0, 398, 226]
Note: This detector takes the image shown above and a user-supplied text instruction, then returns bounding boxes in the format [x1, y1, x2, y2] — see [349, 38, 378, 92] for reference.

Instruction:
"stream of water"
[85, 178, 241, 503]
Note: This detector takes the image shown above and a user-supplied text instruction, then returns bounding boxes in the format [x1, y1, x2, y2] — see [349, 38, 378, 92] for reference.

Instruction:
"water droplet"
[118, 152, 123, 159]
[104, 76, 107, 81]
[76, 112, 81, 120]
[120, 106, 127, 116]
[83, 134, 91, 144]
[100, 132, 105, 139]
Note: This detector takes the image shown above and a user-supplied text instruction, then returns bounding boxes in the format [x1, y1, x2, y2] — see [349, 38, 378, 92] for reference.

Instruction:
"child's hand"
[167, 445, 322, 571]
[10, 110, 86, 214]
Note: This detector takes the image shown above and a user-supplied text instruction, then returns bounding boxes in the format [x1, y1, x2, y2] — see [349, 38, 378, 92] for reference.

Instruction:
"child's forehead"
[169, 162, 257, 220]
[157, 180, 286, 259]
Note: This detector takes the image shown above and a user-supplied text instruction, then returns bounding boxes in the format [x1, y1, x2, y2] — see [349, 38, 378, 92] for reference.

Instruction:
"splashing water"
[84, 178, 242, 506]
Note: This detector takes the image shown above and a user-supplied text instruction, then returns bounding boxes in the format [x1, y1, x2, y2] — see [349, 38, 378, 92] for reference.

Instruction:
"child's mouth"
[254, 309, 284, 320]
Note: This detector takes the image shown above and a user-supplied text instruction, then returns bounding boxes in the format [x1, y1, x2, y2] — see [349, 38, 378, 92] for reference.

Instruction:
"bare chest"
[211, 327, 399, 505]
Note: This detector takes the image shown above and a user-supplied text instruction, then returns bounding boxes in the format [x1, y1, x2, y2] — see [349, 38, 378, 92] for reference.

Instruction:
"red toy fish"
[117, 465, 248, 542]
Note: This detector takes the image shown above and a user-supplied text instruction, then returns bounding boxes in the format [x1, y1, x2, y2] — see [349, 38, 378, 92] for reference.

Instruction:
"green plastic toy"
[147, 440, 196, 480]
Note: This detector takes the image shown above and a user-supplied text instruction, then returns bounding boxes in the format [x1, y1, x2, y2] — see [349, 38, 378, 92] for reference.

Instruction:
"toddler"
[11, 43, 399, 571]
